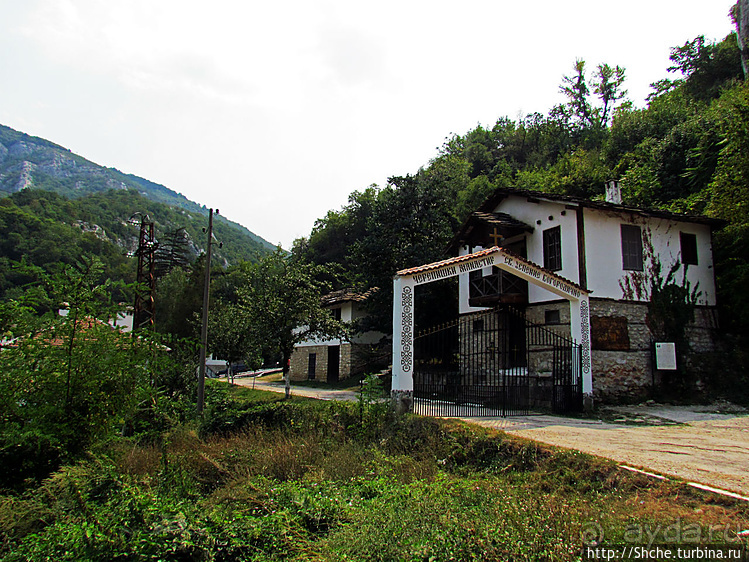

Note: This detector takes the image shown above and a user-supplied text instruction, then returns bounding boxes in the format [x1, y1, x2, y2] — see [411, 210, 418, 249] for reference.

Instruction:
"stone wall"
[289, 344, 351, 382]
[526, 299, 718, 403]
[290, 342, 385, 382]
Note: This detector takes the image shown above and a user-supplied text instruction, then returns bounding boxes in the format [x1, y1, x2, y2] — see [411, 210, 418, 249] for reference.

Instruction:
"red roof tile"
[396, 247, 500, 276]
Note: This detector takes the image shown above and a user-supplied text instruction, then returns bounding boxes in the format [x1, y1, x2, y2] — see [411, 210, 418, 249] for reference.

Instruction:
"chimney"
[605, 180, 622, 204]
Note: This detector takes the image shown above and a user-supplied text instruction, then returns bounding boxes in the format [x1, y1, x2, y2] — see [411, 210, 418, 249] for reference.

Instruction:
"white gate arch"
[391, 246, 592, 410]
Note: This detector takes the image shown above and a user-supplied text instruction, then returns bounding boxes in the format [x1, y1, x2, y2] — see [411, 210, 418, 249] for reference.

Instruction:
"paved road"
[231, 379, 749, 498]
[233, 378, 360, 402]
[466, 411, 749, 498]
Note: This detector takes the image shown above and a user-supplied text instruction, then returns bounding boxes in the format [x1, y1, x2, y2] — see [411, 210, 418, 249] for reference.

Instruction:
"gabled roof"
[397, 247, 499, 277]
[322, 287, 379, 307]
[480, 188, 726, 227]
[447, 211, 534, 252]
[470, 211, 535, 231]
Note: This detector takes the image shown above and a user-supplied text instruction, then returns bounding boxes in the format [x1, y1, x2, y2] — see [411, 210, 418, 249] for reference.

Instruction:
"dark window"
[621, 225, 643, 271]
[331, 307, 342, 321]
[307, 353, 317, 380]
[545, 309, 561, 325]
[543, 226, 562, 271]
[680, 232, 698, 265]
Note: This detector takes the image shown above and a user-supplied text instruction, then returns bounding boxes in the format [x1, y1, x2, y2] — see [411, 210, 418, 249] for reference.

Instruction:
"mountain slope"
[0, 123, 276, 253]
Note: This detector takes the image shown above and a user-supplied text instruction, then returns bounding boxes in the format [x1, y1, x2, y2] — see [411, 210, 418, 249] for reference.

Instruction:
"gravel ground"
[465, 404, 749, 497]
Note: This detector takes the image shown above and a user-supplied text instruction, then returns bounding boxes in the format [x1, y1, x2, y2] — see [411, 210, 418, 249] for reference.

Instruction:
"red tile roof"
[396, 246, 590, 295]
[396, 247, 500, 276]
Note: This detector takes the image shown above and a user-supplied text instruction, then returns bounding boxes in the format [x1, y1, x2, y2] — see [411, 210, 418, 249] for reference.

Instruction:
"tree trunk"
[283, 355, 291, 399]
[736, 0, 749, 78]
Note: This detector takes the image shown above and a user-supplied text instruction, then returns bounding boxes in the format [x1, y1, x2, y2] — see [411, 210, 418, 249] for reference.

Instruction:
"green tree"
[593, 63, 628, 126]
[560, 59, 593, 128]
[560, 59, 628, 134]
[0, 258, 170, 489]
[229, 251, 346, 397]
[666, 34, 742, 101]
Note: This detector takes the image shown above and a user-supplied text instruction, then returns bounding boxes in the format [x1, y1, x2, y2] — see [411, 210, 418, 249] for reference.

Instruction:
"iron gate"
[413, 306, 582, 417]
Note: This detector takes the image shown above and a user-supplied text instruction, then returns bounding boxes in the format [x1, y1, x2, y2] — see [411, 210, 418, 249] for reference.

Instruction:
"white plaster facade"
[445, 189, 723, 403]
[294, 298, 384, 348]
[457, 191, 719, 312]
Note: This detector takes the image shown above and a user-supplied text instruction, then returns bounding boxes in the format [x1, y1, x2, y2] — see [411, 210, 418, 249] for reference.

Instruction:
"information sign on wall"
[655, 342, 677, 370]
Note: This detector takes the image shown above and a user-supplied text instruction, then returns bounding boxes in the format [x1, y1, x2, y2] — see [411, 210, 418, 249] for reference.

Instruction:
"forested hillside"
[293, 32, 749, 342]
[0, 122, 279, 299]
[0, 122, 275, 264]
[0, 188, 274, 301]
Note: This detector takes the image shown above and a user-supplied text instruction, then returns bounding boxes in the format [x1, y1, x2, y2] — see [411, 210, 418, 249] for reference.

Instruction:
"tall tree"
[734, 0, 749, 78]
[230, 251, 346, 397]
[560, 59, 593, 127]
[593, 63, 628, 126]
[561, 59, 628, 130]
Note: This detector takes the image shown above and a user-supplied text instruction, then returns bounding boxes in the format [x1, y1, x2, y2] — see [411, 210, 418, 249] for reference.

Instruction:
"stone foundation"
[289, 342, 387, 382]
[289, 344, 349, 382]
[527, 299, 718, 403]
[390, 389, 414, 414]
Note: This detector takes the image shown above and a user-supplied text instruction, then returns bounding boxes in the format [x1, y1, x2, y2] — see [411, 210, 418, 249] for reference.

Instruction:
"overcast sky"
[0, 0, 738, 249]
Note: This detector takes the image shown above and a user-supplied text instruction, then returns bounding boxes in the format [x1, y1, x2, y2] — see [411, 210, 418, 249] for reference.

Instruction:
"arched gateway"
[392, 246, 592, 415]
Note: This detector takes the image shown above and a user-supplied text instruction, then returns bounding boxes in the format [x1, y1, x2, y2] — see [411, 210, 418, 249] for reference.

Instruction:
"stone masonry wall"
[289, 343, 363, 382]
[289, 344, 329, 382]
[526, 299, 718, 403]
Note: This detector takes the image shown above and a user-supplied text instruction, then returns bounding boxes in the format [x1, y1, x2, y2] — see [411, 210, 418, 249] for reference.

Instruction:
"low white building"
[289, 288, 387, 383]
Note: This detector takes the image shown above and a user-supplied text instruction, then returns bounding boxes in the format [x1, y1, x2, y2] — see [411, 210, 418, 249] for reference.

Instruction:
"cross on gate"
[488, 226, 503, 247]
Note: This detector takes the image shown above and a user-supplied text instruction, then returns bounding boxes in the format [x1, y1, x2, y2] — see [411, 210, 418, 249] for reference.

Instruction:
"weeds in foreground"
[1, 384, 747, 561]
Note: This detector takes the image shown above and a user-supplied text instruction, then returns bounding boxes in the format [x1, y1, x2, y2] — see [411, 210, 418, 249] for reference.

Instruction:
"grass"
[1, 381, 747, 561]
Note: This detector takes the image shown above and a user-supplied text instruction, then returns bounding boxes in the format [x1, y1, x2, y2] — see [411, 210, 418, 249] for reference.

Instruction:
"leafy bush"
[3, 389, 748, 561]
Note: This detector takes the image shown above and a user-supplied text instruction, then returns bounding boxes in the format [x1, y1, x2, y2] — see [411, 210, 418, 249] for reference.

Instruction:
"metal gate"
[413, 306, 582, 417]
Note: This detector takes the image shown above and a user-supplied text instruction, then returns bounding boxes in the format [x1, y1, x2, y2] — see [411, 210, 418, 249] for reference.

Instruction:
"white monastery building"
[391, 184, 723, 409]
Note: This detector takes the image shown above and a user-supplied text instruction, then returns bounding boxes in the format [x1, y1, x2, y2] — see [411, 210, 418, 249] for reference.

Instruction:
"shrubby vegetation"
[0, 258, 196, 492]
[1, 382, 746, 561]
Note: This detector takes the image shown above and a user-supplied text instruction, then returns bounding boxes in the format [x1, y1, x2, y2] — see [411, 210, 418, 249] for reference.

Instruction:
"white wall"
[457, 194, 717, 310]
[498, 197, 580, 304]
[584, 209, 716, 305]
[458, 196, 580, 311]
[295, 301, 386, 347]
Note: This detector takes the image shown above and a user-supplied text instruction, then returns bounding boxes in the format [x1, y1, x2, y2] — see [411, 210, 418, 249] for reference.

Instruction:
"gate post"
[570, 295, 593, 398]
[391, 275, 415, 412]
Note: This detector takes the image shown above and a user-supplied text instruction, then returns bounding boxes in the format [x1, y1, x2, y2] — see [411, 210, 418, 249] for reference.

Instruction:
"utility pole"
[197, 208, 218, 414]
[130, 213, 157, 331]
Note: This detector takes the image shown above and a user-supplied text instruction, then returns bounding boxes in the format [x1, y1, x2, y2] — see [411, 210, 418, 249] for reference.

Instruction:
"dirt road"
[466, 406, 749, 498]
[234, 378, 360, 402]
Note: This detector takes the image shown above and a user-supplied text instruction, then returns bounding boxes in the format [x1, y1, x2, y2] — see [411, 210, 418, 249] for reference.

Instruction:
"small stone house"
[289, 288, 386, 383]
[449, 184, 724, 401]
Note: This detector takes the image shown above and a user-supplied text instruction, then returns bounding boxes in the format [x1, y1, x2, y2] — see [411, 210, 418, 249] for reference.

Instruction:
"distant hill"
[0, 123, 276, 256]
